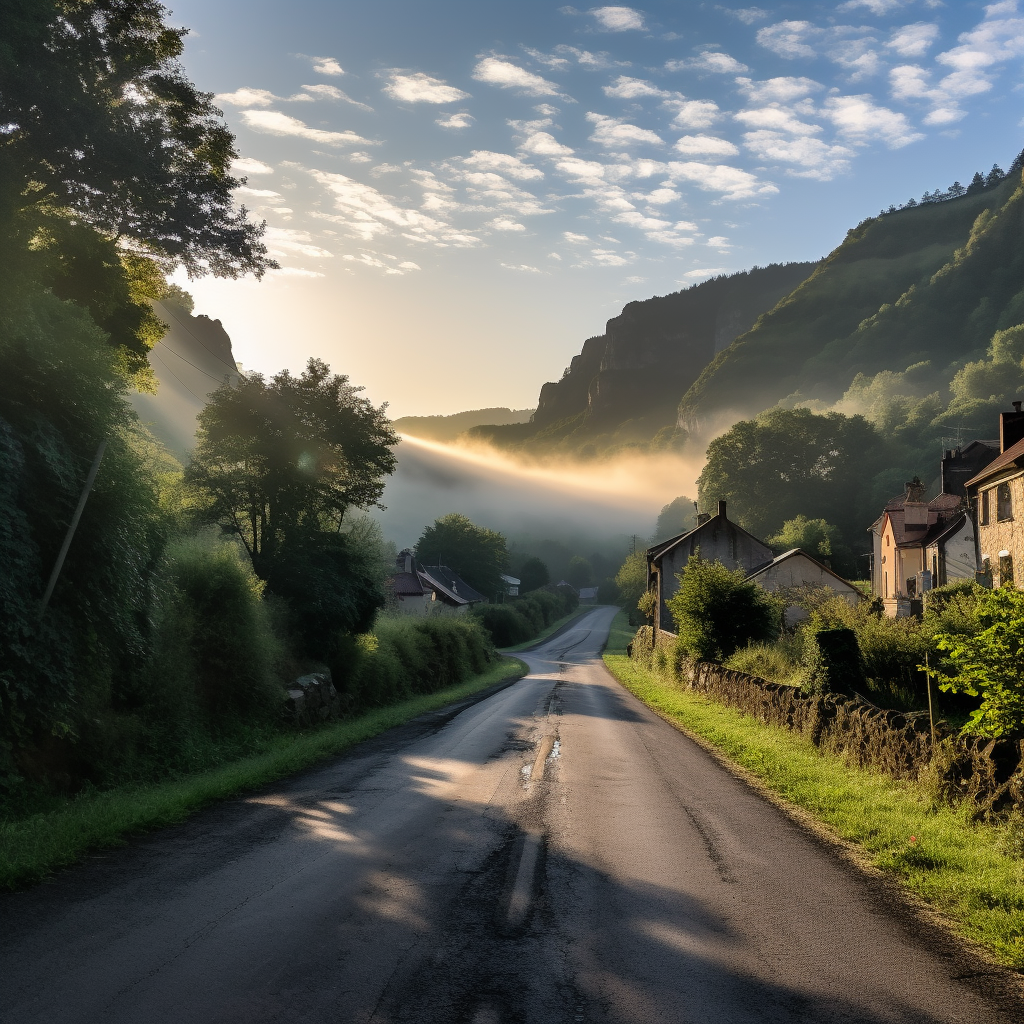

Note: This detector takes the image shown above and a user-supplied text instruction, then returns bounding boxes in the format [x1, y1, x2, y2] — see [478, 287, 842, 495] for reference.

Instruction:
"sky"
[168, 0, 1024, 417]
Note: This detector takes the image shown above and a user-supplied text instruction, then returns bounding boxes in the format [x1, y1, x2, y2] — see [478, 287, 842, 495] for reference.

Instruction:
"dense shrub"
[803, 627, 867, 696]
[338, 615, 496, 710]
[667, 555, 781, 661]
[471, 587, 579, 647]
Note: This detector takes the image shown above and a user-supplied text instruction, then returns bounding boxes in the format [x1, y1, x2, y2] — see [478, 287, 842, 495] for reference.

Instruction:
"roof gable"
[746, 547, 861, 594]
[648, 512, 770, 565]
[965, 436, 1024, 488]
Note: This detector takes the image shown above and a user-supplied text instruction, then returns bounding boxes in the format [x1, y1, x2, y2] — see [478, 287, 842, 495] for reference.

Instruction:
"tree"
[667, 555, 780, 661]
[986, 164, 1005, 187]
[185, 359, 398, 579]
[766, 515, 856, 578]
[934, 584, 1024, 737]
[697, 407, 887, 546]
[614, 550, 649, 626]
[655, 494, 697, 540]
[566, 555, 593, 589]
[517, 556, 549, 593]
[0, 0, 272, 282]
[416, 514, 509, 598]
[967, 171, 986, 195]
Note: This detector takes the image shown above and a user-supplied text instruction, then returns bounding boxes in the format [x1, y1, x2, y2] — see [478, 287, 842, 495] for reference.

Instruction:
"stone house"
[646, 501, 773, 634]
[747, 549, 863, 626]
[417, 565, 486, 614]
[965, 401, 1024, 588]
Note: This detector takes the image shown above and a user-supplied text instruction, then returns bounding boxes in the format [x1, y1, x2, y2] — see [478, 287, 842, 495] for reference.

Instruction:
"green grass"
[498, 608, 589, 652]
[603, 650, 1024, 970]
[0, 657, 528, 891]
[603, 606, 634, 656]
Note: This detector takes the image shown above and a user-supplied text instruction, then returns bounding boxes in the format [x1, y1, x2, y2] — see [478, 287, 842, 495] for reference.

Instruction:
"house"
[965, 401, 1024, 588]
[417, 565, 487, 613]
[499, 573, 521, 597]
[747, 548, 863, 626]
[646, 501, 774, 634]
[578, 586, 599, 603]
[387, 550, 432, 615]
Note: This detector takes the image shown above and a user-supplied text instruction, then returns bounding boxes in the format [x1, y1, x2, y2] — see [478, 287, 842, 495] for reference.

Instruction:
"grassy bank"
[602, 613, 1024, 970]
[0, 657, 528, 891]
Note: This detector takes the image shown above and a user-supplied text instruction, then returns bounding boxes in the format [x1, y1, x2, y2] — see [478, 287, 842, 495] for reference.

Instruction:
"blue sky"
[169, 1, 1024, 417]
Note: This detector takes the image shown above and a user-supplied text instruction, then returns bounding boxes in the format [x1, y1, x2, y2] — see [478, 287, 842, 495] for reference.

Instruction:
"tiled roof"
[746, 548, 861, 593]
[390, 571, 426, 597]
[964, 436, 1024, 487]
[418, 566, 487, 605]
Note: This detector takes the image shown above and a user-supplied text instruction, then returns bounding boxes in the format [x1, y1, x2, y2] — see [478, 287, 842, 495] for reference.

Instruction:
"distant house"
[965, 401, 1024, 589]
[646, 501, 774, 634]
[499, 573, 520, 597]
[388, 550, 432, 615]
[417, 565, 487, 613]
[866, 434, 1004, 616]
[747, 548, 862, 626]
[578, 586, 599, 603]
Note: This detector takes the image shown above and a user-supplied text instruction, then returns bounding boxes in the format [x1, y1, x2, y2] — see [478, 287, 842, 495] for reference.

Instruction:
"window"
[980, 488, 990, 525]
[997, 482, 1013, 522]
[1000, 553, 1014, 586]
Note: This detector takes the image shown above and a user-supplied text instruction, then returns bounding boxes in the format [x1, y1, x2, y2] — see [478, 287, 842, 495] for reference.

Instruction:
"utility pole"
[924, 652, 937, 751]
[39, 440, 106, 617]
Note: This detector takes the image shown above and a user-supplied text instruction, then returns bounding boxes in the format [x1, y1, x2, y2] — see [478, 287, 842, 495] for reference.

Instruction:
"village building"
[417, 565, 486, 613]
[965, 401, 1024, 589]
[387, 550, 432, 615]
[747, 548, 863, 626]
[646, 501, 773, 634]
[499, 573, 520, 597]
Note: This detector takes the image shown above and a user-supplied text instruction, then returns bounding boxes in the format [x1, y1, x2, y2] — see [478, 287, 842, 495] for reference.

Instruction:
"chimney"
[696, 512, 711, 526]
[718, 500, 727, 519]
[1000, 400, 1024, 452]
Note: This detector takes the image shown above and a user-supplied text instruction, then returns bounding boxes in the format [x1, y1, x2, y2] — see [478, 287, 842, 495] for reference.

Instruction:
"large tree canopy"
[416, 514, 510, 599]
[697, 408, 888, 546]
[0, 0, 272, 280]
[186, 359, 398, 577]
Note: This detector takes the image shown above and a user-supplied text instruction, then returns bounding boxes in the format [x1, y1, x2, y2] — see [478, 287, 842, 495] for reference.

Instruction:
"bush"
[724, 642, 803, 687]
[667, 555, 781, 661]
[803, 627, 867, 696]
[338, 615, 496, 710]
[474, 606, 533, 647]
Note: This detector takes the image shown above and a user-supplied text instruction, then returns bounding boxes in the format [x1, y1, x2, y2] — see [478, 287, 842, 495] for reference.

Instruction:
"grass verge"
[603, 639, 1024, 969]
[499, 608, 589, 652]
[0, 657, 528, 891]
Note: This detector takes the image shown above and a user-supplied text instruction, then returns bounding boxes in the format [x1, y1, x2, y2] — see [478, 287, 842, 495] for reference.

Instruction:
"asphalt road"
[1, 605, 1019, 1024]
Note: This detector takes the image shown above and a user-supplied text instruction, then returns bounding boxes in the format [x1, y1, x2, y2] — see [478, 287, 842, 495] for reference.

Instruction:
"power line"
[158, 302, 241, 375]
[150, 349, 207, 403]
[156, 337, 236, 386]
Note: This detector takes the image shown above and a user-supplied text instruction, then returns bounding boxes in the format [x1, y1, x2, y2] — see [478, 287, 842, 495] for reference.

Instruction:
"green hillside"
[393, 406, 533, 442]
[679, 159, 1024, 436]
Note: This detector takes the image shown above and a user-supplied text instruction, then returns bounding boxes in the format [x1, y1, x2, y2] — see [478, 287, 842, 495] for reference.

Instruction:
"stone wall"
[283, 672, 348, 726]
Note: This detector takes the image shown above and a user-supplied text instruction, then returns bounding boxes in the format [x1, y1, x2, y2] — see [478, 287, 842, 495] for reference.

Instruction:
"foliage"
[935, 584, 1024, 737]
[614, 549, 649, 625]
[0, 0, 272, 281]
[186, 358, 398, 578]
[655, 494, 696, 540]
[340, 615, 496, 710]
[667, 554, 781, 661]
[803, 627, 867, 696]
[516, 555, 550, 593]
[724, 641, 803, 687]
[566, 555, 593, 589]
[473, 587, 579, 647]
[415, 513, 510, 598]
[697, 407, 888, 544]
[767, 515, 856, 578]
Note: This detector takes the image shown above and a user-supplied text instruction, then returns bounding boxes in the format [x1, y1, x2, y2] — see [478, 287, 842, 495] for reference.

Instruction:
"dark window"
[980, 488, 990, 525]
[1000, 554, 1014, 586]
[997, 482, 1013, 522]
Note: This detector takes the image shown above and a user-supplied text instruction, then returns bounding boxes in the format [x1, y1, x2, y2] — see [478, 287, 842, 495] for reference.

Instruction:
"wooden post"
[925, 651, 937, 751]
[39, 440, 106, 617]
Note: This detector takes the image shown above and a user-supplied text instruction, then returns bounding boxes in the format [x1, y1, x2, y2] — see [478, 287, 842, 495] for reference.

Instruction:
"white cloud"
[564, 231, 591, 242]
[838, 0, 903, 13]
[591, 249, 630, 265]
[436, 112, 475, 129]
[741, 131, 853, 179]
[472, 58, 567, 98]
[685, 267, 727, 277]
[269, 267, 325, 279]
[734, 76, 823, 103]
[665, 98, 721, 128]
[384, 72, 470, 103]
[733, 106, 822, 135]
[757, 20, 820, 59]
[821, 94, 924, 147]
[674, 134, 740, 156]
[310, 56, 345, 76]
[587, 113, 664, 147]
[231, 157, 274, 175]
[488, 217, 527, 231]
[933, 2, 1024, 100]
[501, 263, 543, 272]
[462, 150, 544, 180]
[603, 76, 670, 99]
[348, 152, 373, 163]
[399, 261, 421, 270]
[216, 88, 281, 107]
[301, 84, 374, 111]
[643, 186, 682, 204]
[668, 161, 778, 199]
[706, 235, 730, 247]
[241, 110, 375, 147]
[519, 131, 575, 156]
[666, 52, 750, 73]
[264, 226, 334, 257]
[527, 44, 623, 69]
[887, 22, 941, 57]
[234, 186, 284, 200]
[728, 8, 770, 25]
[589, 6, 646, 31]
